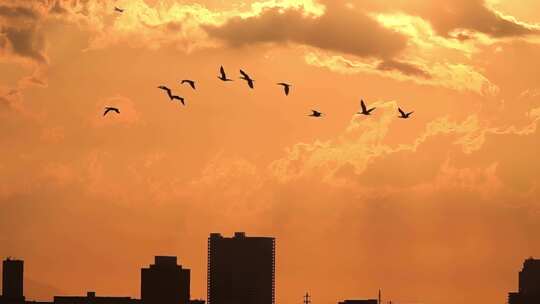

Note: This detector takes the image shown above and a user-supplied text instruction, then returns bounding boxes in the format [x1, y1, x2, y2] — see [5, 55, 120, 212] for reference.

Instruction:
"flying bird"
[309, 110, 323, 117]
[181, 79, 196, 90]
[114, 7, 124, 13]
[398, 107, 414, 119]
[239, 69, 254, 89]
[103, 107, 120, 116]
[158, 85, 172, 96]
[158, 85, 185, 106]
[358, 99, 376, 115]
[218, 66, 233, 81]
[277, 83, 291, 96]
[173, 95, 185, 106]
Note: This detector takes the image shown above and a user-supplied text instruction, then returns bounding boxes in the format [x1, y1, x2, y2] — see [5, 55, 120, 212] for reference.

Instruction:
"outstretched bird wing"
[219, 66, 226, 78]
[172, 95, 185, 105]
[103, 107, 119, 116]
[278, 83, 290, 95]
[182, 80, 196, 89]
[360, 99, 367, 112]
[398, 107, 406, 116]
[240, 69, 250, 79]
[158, 86, 172, 96]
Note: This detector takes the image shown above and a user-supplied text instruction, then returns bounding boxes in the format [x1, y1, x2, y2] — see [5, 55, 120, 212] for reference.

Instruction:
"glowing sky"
[1, 1, 540, 304]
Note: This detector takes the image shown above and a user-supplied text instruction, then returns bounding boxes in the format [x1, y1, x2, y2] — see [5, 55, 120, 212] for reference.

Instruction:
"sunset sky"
[1, 1, 540, 304]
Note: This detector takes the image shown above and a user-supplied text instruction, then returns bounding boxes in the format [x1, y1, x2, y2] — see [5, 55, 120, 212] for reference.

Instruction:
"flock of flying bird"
[104, 7, 414, 120]
[103, 65, 415, 119]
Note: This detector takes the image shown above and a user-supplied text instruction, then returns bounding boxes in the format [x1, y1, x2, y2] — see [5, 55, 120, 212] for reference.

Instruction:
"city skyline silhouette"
[2, 233, 539, 304]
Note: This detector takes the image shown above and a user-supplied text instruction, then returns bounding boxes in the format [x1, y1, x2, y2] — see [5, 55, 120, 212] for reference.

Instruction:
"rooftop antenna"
[304, 292, 311, 304]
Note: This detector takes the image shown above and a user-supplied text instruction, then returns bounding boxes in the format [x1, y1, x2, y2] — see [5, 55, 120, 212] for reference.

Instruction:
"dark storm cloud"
[204, 6, 408, 60]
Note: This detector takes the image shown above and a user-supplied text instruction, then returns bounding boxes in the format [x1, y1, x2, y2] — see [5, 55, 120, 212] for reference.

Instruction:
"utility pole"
[304, 292, 311, 304]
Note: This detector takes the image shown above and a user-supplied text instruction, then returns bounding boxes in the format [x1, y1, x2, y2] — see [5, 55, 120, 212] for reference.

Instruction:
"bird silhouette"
[309, 110, 323, 117]
[277, 83, 291, 96]
[358, 99, 376, 115]
[398, 107, 414, 119]
[218, 66, 233, 81]
[181, 79, 196, 90]
[239, 69, 254, 89]
[158, 85, 185, 106]
[173, 96, 185, 106]
[114, 7, 124, 13]
[103, 107, 120, 116]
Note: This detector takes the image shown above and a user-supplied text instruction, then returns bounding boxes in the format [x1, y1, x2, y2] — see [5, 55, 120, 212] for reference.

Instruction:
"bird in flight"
[239, 69, 254, 89]
[398, 107, 414, 119]
[181, 79, 196, 90]
[218, 66, 233, 81]
[158, 85, 185, 106]
[277, 83, 291, 96]
[114, 7, 124, 13]
[358, 99, 376, 115]
[309, 110, 323, 117]
[103, 107, 120, 116]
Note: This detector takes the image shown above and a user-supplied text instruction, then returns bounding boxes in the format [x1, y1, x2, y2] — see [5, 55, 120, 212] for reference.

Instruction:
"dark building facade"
[508, 258, 540, 304]
[53, 292, 139, 304]
[141, 256, 190, 304]
[207, 232, 275, 304]
[1, 258, 25, 304]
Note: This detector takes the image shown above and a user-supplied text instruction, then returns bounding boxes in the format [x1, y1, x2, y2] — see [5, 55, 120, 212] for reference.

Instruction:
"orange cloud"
[0, 2, 49, 65]
[304, 52, 500, 95]
[204, 5, 407, 60]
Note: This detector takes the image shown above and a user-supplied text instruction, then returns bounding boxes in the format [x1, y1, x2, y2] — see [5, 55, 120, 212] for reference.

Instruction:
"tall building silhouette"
[141, 256, 190, 304]
[1, 258, 25, 304]
[207, 232, 275, 304]
[508, 257, 540, 304]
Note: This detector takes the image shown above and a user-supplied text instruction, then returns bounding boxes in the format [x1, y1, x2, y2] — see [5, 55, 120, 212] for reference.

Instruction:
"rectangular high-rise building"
[508, 258, 540, 304]
[207, 232, 275, 304]
[141, 256, 190, 304]
[2, 258, 24, 303]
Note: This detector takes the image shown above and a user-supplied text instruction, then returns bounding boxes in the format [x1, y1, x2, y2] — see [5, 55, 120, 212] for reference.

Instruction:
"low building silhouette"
[338, 300, 378, 304]
[1, 256, 199, 304]
[207, 232, 275, 304]
[1, 258, 25, 304]
[508, 257, 540, 304]
[141, 256, 190, 304]
[53, 292, 139, 304]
